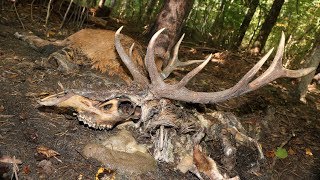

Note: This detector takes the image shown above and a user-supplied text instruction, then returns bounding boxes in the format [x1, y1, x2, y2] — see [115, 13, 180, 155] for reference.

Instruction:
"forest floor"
[0, 2, 320, 180]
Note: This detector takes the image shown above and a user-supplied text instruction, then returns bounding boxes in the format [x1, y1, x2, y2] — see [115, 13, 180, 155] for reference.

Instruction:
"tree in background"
[149, 0, 194, 67]
[253, 0, 284, 53]
[297, 34, 320, 102]
[210, 0, 229, 46]
[232, 0, 260, 49]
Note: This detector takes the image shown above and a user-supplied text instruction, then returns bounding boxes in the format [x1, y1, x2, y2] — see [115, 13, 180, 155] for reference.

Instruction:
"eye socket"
[102, 103, 113, 110]
[119, 100, 134, 116]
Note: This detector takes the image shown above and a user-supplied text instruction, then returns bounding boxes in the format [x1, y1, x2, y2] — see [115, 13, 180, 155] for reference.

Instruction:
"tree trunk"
[149, 0, 194, 66]
[297, 35, 320, 103]
[232, 0, 259, 49]
[253, 0, 284, 52]
[210, 0, 227, 46]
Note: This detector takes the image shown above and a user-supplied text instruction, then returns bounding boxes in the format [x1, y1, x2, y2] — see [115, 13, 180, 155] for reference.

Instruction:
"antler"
[115, 26, 149, 87]
[116, 27, 315, 104]
[160, 33, 205, 79]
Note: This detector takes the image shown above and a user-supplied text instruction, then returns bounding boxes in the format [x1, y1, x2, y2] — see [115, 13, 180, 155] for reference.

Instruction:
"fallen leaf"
[305, 148, 313, 156]
[193, 145, 239, 180]
[193, 145, 211, 173]
[189, 48, 197, 54]
[36, 145, 60, 158]
[95, 167, 116, 180]
[23, 165, 31, 174]
[275, 147, 288, 159]
[46, 30, 55, 38]
[265, 150, 275, 158]
[288, 147, 296, 155]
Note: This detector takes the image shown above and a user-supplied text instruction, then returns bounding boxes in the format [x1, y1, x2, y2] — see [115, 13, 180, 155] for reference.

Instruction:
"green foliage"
[275, 147, 288, 159]
[94, 0, 319, 63]
[263, 0, 320, 67]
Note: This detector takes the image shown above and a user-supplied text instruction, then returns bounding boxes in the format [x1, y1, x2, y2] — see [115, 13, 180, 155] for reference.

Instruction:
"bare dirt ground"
[0, 2, 320, 180]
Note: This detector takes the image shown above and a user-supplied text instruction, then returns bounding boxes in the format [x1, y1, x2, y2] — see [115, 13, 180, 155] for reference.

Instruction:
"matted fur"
[66, 29, 145, 83]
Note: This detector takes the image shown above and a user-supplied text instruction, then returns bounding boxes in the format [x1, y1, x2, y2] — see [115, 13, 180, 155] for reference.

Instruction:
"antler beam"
[116, 27, 315, 104]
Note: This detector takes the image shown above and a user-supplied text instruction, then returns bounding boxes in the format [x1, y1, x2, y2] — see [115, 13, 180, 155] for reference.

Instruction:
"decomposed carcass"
[19, 26, 315, 178]
[36, 27, 314, 130]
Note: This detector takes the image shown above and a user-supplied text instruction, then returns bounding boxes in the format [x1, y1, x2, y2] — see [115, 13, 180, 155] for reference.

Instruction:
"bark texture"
[233, 0, 259, 49]
[297, 35, 320, 102]
[150, 0, 194, 66]
[254, 0, 284, 52]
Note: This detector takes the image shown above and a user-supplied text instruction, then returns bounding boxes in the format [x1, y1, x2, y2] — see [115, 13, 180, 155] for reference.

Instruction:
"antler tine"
[129, 43, 135, 59]
[145, 28, 166, 86]
[175, 54, 212, 89]
[149, 32, 314, 104]
[115, 26, 149, 86]
[227, 48, 274, 95]
[247, 32, 316, 92]
[161, 33, 205, 79]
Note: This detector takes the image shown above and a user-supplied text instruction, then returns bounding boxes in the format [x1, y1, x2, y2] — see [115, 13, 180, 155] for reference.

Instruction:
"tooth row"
[77, 114, 113, 130]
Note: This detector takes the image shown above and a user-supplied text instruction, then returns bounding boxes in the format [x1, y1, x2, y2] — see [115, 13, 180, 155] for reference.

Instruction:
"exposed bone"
[153, 127, 174, 162]
[39, 92, 138, 129]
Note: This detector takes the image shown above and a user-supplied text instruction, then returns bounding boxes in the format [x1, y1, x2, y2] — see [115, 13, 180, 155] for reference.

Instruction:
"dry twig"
[30, 0, 36, 21]
[45, 0, 53, 28]
[13, 2, 25, 30]
[60, 0, 74, 29]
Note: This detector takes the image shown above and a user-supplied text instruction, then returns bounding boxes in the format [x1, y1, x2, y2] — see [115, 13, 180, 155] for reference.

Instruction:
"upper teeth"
[77, 114, 113, 130]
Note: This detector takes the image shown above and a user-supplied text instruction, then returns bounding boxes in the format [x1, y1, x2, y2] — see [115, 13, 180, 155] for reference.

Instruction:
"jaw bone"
[39, 91, 139, 129]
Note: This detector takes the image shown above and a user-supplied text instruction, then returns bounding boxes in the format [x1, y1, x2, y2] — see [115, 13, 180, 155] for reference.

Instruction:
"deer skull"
[39, 91, 141, 129]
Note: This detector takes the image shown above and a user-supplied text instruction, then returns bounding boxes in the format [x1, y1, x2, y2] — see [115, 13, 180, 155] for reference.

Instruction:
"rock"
[83, 130, 156, 175]
[101, 129, 147, 153]
[83, 143, 156, 175]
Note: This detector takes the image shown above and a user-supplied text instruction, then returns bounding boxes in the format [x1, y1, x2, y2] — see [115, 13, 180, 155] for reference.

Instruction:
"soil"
[0, 2, 320, 180]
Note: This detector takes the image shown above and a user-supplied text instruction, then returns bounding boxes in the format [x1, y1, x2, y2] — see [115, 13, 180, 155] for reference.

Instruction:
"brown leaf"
[193, 145, 211, 172]
[265, 150, 275, 158]
[36, 145, 60, 158]
[23, 165, 31, 175]
[288, 147, 296, 155]
[193, 145, 239, 179]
